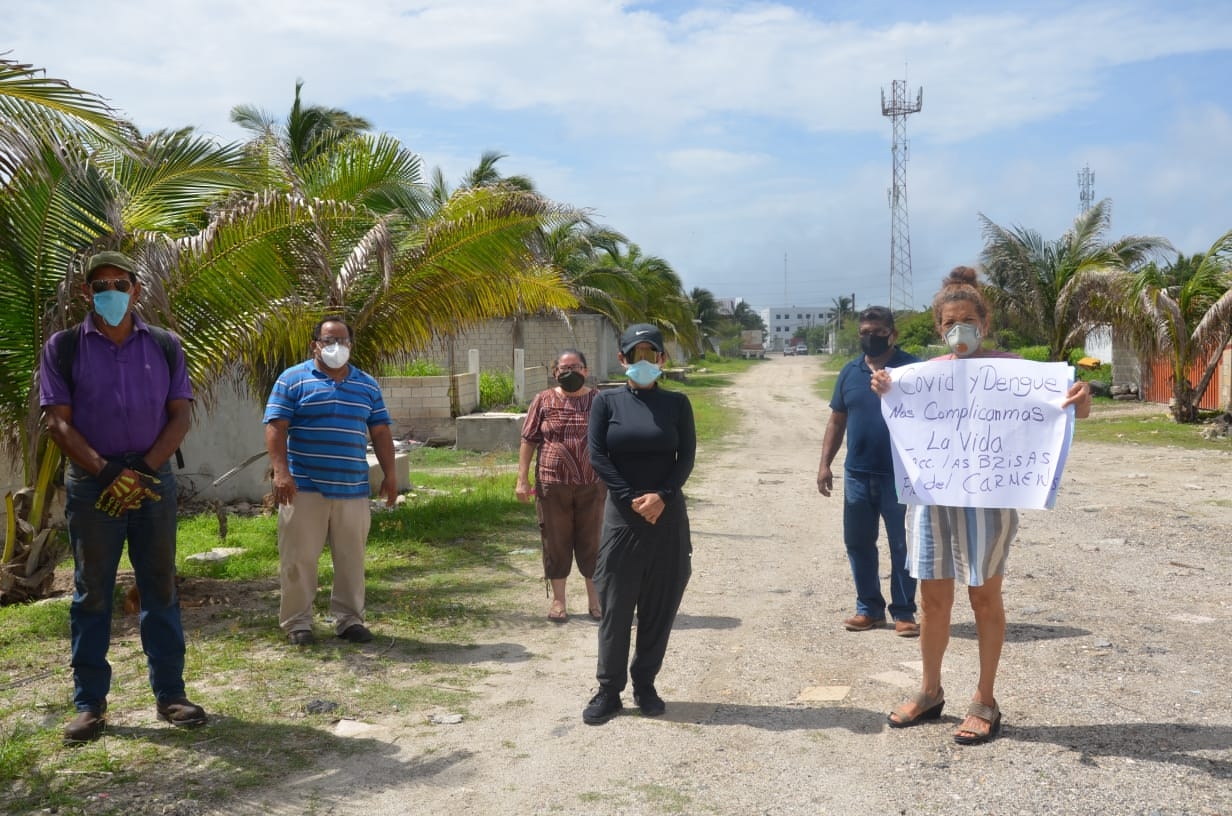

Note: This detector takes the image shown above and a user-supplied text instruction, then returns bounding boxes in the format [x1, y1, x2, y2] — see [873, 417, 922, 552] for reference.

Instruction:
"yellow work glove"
[95, 467, 161, 517]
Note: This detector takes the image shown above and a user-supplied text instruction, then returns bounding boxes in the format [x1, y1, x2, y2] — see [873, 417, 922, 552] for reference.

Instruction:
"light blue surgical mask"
[93, 290, 130, 327]
[625, 360, 662, 387]
[945, 322, 982, 357]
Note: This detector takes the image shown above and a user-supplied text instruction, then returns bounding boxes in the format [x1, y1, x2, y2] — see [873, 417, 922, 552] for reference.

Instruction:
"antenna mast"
[881, 77, 922, 313]
[1078, 164, 1095, 213]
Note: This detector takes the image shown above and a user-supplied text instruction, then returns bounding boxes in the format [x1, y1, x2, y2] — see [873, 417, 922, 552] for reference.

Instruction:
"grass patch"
[661, 357, 759, 448]
[0, 470, 542, 814]
[405, 446, 519, 469]
[813, 353, 843, 401]
[8, 376, 739, 812]
[1075, 402, 1231, 450]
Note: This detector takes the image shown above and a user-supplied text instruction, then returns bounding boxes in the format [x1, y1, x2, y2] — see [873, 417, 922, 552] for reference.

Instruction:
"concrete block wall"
[453, 371, 479, 415]
[415, 314, 621, 381]
[378, 374, 452, 440]
[526, 366, 548, 396]
[1111, 329, 1142, 392]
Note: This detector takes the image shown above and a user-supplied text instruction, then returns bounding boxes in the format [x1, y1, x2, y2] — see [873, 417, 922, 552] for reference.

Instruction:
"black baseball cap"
[620, 323, 665, 356]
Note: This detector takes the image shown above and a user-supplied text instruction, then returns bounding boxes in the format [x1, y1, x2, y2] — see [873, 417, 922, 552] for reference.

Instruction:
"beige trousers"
[277, 491, 372, 635]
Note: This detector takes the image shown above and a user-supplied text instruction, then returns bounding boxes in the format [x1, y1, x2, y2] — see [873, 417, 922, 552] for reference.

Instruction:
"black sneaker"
[337, 623, 374, 643]
[582, 689, 622, 725]
[633, 685, 666, 717]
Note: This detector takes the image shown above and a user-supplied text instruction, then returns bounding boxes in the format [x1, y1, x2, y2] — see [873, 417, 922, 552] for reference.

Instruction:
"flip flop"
[588, 607, 602, 621]
[547, 601, 568, 623]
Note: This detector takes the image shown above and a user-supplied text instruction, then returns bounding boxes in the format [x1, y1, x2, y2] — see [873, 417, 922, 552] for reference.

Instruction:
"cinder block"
[455, 413, 527, 451]
[367, 451, 411, 495]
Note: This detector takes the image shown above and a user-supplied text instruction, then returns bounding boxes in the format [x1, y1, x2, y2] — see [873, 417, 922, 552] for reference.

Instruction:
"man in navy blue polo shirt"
[817, 306, 921, 636]
[41, 250, 206, 743]
[264, 316, 397, 647]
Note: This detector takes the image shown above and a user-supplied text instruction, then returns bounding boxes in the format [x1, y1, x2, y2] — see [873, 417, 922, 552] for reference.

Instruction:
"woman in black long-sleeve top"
[582, 323, 696, 725]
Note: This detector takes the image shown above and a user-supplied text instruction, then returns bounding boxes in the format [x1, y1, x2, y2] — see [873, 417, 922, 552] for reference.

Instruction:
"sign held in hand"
[880, 358, 1076, 509]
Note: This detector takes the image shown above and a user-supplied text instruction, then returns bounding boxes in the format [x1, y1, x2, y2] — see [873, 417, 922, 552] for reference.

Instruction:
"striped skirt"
[907, 505, 1019, 587]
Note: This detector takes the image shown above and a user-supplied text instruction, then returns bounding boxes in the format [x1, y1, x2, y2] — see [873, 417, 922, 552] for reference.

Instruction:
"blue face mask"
[93, 290, 131, 327]
[625, 359, 662, 387]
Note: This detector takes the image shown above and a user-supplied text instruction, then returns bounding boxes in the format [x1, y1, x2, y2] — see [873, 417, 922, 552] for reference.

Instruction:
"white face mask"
[320, 343, 351, 369]
[944, 323, 982, 357]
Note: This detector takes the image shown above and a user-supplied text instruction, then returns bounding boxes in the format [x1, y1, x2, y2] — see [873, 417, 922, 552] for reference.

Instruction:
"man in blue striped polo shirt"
[264, 316, 398, 646]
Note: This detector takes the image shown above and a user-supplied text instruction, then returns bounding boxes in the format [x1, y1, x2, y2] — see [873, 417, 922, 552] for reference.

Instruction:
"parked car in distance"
[783, 345, 795, 356]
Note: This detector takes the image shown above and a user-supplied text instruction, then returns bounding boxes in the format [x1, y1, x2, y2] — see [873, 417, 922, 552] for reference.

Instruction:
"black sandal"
[887, 688, 945, 728]
[953, 700, 1001, 745]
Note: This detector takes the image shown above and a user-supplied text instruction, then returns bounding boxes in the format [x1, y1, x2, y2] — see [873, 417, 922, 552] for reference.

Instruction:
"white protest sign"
[880, 358, 1076, 509]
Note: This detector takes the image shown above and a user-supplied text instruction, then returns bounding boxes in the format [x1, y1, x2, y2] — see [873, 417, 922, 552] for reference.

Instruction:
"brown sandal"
[547, 601, 568, 623]
[953, 700, 1001, 745]
[887, 688, 945, 728]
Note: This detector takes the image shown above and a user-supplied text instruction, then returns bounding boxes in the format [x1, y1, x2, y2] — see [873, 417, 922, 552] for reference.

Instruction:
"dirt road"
[223, 355, 1231, 816]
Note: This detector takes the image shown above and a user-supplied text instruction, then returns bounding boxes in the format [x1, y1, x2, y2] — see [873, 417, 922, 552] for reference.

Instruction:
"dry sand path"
[219, 355, 1231, 816]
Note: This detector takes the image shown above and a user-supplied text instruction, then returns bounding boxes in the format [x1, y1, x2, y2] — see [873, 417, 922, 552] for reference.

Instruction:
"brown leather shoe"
[843, 614, 887, 631]
[895, 619, 921, 638]
[156, 697, 208, 728]
[64, 708, 106, 743]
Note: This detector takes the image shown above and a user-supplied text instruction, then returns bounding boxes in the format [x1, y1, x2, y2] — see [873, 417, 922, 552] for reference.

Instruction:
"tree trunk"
[1171, 376, 1198, 423]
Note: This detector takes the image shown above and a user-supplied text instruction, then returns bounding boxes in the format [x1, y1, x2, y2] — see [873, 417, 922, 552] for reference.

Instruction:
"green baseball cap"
[85, 250, 136, 280]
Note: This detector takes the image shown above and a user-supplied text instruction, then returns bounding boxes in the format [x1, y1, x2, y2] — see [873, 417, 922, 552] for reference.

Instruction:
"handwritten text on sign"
[880, 358, 1075, 509]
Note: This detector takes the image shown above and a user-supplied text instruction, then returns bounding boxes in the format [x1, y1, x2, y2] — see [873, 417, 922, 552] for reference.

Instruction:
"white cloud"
[8, 0, 1231, 309]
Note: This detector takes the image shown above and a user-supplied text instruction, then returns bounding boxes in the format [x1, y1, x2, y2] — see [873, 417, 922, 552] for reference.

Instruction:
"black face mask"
[557, 370, 585, 392]
[859, 334, 892, 357]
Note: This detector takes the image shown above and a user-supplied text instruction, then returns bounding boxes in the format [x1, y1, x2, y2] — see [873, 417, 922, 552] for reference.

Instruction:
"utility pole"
[882, 77, 922, 313]
[1078, 164, 1094, 213]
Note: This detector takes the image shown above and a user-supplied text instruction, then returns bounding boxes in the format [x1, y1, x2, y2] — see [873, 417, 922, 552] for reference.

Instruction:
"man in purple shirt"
[40, 250, 206, 743]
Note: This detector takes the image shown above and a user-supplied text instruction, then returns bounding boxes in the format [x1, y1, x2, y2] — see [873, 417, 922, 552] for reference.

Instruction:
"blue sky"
[9, 0, 1232, 311]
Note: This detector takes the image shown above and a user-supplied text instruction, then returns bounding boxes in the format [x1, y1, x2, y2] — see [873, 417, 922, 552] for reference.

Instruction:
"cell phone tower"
[1078, 164, 1094, 213]
[881, 77, 923, 313]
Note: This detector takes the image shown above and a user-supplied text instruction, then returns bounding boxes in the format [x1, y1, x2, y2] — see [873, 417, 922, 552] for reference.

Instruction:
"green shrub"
[1015, 345, 1050, 362]
[479, 370, 514, 410]
[381, 359, 445, 377]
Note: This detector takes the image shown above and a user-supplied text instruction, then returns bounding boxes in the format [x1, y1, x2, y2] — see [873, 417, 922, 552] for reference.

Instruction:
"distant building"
[759, 305, 830, 351]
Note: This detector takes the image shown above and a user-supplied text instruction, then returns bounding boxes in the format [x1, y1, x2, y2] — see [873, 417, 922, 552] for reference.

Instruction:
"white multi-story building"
[758, 306, 831, 351]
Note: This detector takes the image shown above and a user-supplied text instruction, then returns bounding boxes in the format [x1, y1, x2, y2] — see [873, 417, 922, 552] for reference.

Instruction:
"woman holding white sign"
[872, 266, 1091, 745]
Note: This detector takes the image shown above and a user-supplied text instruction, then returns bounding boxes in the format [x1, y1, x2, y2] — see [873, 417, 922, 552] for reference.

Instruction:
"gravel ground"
[207, 355, 1232, 816]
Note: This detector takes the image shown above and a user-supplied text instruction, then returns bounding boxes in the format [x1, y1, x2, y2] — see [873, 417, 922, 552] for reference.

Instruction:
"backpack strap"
[53, 323, 83, 393]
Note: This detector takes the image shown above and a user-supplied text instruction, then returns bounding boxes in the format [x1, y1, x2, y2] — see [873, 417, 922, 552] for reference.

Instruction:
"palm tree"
[144, 134, 579, 401]
[0, 57, 126, 181]
[732, 300, 766, 332]
[1123, 231, 1232, 423]
[600, 243, 699, 356]
[830, 296, 854, 330]
[230, 80, 372, 177]
[979, 199, 1170, 361]
[689, 287, 723, 354]
[214, 87, 582, 396]
[0, 62, 259, 601]
[459, 150, 535, 192]
[537, 216, 634, 325]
